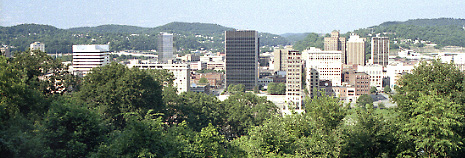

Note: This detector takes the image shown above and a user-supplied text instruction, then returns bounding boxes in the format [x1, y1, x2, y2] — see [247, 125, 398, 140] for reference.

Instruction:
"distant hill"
[151, 22, 234, 35]
[379, 18, 465, 27]
[0, 22, 288, 53]
[68, 24, 150, 33]
[280, 33, 310, 45]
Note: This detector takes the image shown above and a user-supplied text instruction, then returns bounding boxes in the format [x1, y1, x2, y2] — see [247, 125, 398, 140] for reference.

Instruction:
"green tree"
[41, 101, 106, 158]
[370, 86, 378, 94]
[221, 92, 278, 139]
[198, 77, 209, 84]
[305, 92, 347, 130]
[398, 93, 463, 157]
[91, 116, 179, 158]
[384, 85, 391, 93]
[10, 51, 65, 94]
[190, 123, 227, 157]
[340, 106, 397, 157]
[233, 116, 296, 157]
[357, 94, 373, 108]
[267, 82, 286, 95]
[165, 91, 223, 132]
[227, 84, 245, 94]
[76, 63, 163, 129]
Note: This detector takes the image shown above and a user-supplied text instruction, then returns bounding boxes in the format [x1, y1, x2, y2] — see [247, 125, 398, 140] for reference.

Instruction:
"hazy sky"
[1, 0, 464, 34]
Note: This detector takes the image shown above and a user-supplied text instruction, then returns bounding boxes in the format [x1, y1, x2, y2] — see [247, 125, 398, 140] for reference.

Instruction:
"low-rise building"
[129, 60, 190, 93]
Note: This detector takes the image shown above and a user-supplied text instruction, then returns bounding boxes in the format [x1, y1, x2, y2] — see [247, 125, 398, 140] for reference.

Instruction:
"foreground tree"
[398, 93, 464, 157]
[221, 92, 278, 139]
[340, 105, 397, 157]
[357, 94, 373, 108]
[41, 101, 106, 158]
[305, 92, 347, 130]
[393, 60, 465, 156]
[76, 63, 163, 129]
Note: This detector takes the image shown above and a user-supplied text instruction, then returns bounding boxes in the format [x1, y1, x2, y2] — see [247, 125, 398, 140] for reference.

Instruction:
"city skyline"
[1, 0, 464, 34]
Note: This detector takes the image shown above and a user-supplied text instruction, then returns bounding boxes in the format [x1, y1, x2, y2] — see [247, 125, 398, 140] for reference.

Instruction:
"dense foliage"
[2, 51, 465, 157]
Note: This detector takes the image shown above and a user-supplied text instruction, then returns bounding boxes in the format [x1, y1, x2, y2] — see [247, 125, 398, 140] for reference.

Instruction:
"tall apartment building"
[129, 61, 190, 93]
[304, 47, 342, 86]
[306, 68, 319, 98]
[158, 32, 174, 63]
[371, 37, 389, 67]
[72, 45, 110, 76]
[30, 42, 45, 52]
[285, 50, 303, 113]
[324, 31, 346, 64]
[346, 34, 366, 65]
[225, 30, 259, 90]
[273, 46, 293, 72]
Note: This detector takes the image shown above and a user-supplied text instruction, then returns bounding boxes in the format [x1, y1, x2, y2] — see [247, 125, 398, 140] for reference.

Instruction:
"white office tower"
[157, 32, 174, 63]
[128, 61, 190, 93]
[30, 42, 45, 52]
[285, 50, 303, 114]
[72, 45, 110, 76]
[303, 47, 342, 86]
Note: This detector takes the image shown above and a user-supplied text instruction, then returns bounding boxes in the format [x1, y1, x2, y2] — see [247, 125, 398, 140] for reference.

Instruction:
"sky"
[1, 0, 464, 35]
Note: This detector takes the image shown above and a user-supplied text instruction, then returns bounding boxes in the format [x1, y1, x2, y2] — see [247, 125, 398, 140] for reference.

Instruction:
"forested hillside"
[0, 22, 288, 53]
[293, 18, 465, 51]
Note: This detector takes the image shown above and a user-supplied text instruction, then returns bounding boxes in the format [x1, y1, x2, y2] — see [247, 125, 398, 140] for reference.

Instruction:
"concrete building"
[386, 62, 415, 88]
[129, 60, 190, 93]
[30, 42, 45, 52]
[285, 50, 303, 114]
[357, 64, 384, 90]
[346, 34, 366, 65]
[157, 32, 174, 63]
[190, 61, 207, 70]
[306, 68, 319, 98]
[225, 30, 259, 90]
[72, 45, 110, 76]
[273, 46, 293, 72]
[304, 47, 342, 86]
[342, 71, 370, 96]
[324, 31, 346, 64]
[371, 37, 390, 67]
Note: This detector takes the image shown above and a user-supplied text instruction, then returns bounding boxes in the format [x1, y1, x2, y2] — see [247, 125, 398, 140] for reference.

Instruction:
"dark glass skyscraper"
[225, 30, 258, 90]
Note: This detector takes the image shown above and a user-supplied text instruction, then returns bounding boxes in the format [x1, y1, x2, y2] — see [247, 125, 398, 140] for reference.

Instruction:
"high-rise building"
[273, 46, 293, 72]
[371, 37, 389, 66]
[324, 31, 346, 64]
[306, 68, 319, 98]
[285, 50, 303, 113]
[346, 34, 366, 65]
[30, 42, 45, 52]
[304, 47, 342, 86]
[225, 30, 259, 90]
[157, 32, 174, 63]
[72, 45, 110, 76]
